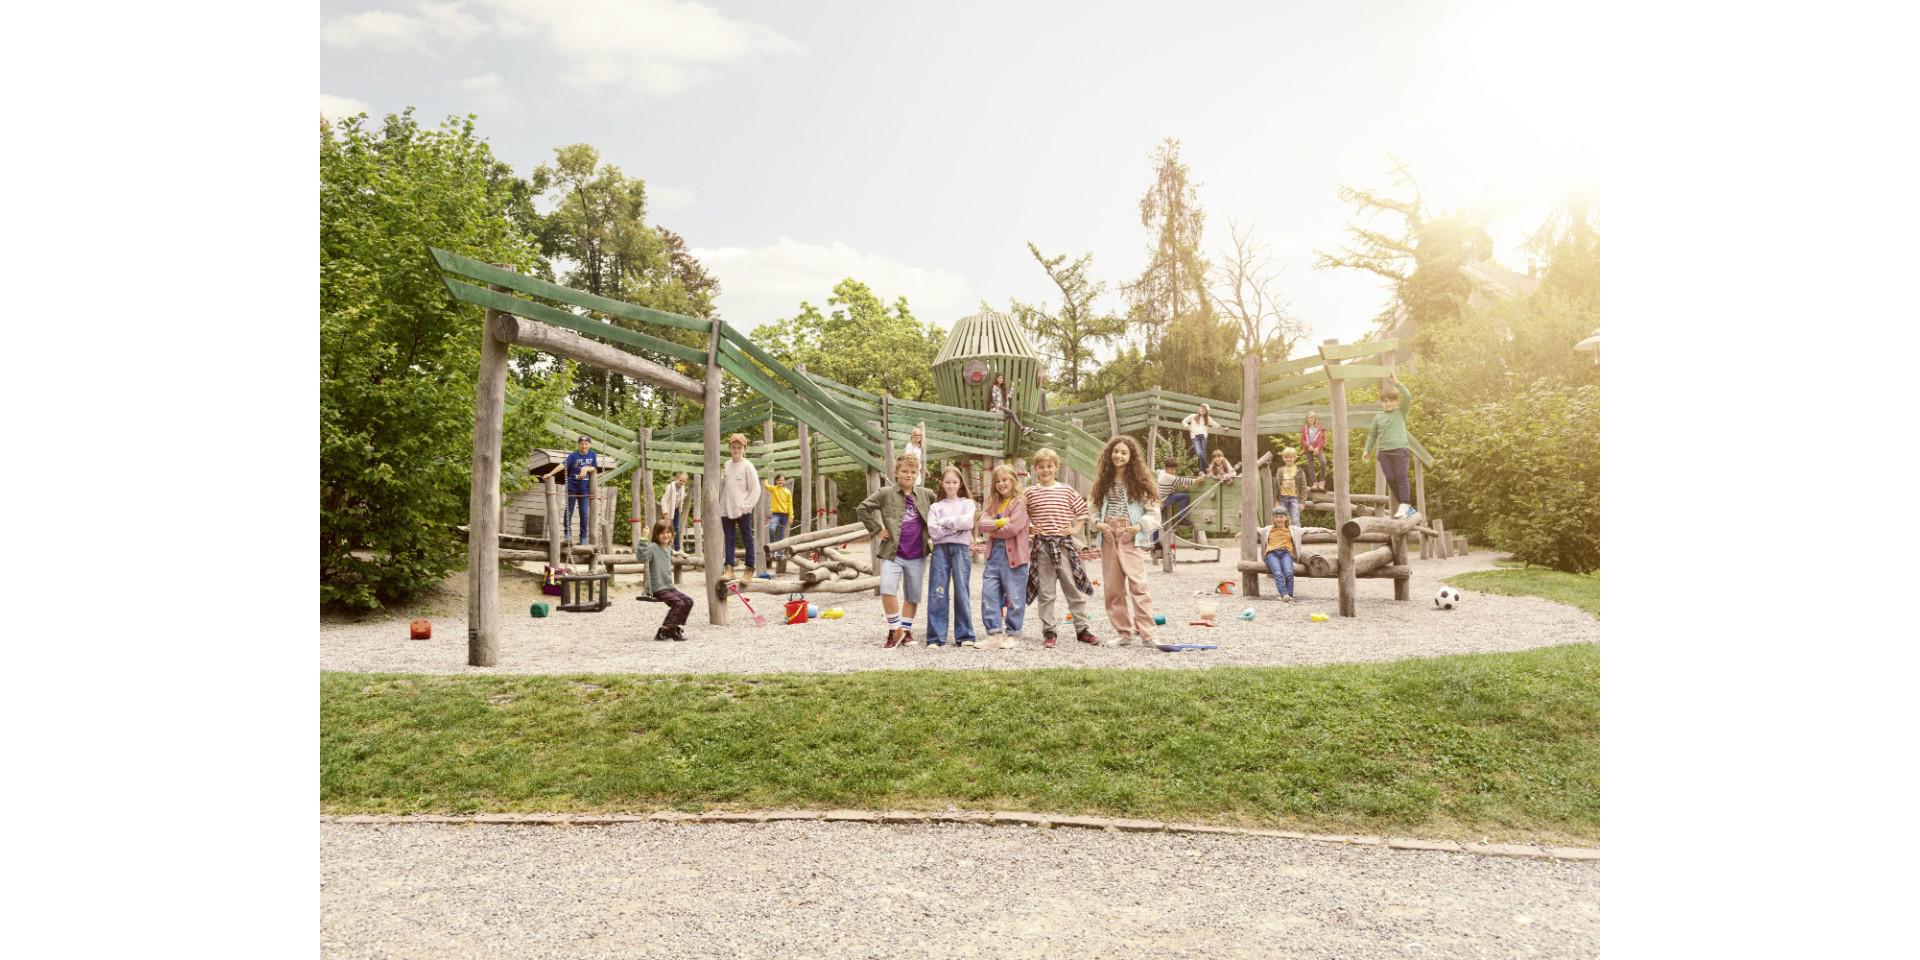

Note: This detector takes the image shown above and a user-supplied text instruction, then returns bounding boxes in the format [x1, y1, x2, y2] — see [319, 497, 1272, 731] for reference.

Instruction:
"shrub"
[1425, 381, 1598, 572]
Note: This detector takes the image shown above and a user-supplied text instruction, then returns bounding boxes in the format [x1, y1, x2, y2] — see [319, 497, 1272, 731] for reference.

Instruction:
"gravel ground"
[320, 546, 1596, 676]
[321, 821, 1599, 960]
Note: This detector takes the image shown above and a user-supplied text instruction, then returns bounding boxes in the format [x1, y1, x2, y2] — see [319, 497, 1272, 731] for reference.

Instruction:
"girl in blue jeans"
[975, 464, 1031, 649]
[1257, 502, 1302, 601]
[924, 465, 978, 647]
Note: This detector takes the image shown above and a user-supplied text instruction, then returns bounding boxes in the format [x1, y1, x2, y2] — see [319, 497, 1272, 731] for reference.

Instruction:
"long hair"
[987, 463, 1023, 511]
[1092, 435, 1157, 506]
[649, 521, 674, 545]
[936, 463, 971, 501]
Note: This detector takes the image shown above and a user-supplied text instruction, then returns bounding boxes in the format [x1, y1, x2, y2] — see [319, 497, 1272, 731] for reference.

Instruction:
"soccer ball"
[1434, 587, 1462, 610]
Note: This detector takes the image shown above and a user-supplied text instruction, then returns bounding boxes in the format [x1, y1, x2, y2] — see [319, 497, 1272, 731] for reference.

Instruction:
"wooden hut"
[932, 308, 1043, 452]
[503, 447, 619, 540]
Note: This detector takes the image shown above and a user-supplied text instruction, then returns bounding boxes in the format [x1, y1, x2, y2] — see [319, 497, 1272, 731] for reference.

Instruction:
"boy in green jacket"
[856, 454, 938, 648]
[1363, 377, 1419, 520]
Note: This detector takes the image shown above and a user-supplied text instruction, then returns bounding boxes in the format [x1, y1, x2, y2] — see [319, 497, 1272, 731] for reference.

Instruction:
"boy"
[563, 435, 598, 545]
[1155, 457, 1197, 547]
[764, 474, 793, 559]
[719, 434, 761, 577]
[1023, 448, 1098, 648]
[856, 454, 937, 648]
[1257, 502, 1303, 601]
[1273, 446, 1305, 526]
[1363, 378, 1419, 520]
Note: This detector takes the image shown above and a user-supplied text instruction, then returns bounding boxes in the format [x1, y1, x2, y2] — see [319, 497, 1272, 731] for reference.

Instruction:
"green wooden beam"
[441, 279, 709, 365]
[1325, 363, 1395, 381]
[432, 248, 713, 333]
[1318, 338, 1400, 362]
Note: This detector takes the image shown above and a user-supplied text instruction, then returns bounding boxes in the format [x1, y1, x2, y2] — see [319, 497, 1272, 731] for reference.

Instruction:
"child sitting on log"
[1257, 503, 1304, 602]
[644, 522, 692, 640]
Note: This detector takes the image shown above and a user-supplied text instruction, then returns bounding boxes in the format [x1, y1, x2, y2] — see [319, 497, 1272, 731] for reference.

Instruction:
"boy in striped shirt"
[1022, 448, 1097, 648]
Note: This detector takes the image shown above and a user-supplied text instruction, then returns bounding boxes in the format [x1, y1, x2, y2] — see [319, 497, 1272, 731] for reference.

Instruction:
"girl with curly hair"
[1089, 434, 1161, 647]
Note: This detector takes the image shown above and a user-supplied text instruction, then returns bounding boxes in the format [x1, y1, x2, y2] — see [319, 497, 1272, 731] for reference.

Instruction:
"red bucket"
[784, 596, 809, 625]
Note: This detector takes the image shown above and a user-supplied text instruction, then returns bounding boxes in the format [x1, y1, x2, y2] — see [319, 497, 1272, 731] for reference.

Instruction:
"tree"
[321, 110, 569, 611]
[752, 278, 946, 401]
[1314, 157, 1492, 350]
[1124, 137, 1212, 351]
[1010, 243, 1128, 396]
[1528, 195, 1601, 313]
[1209, 218, 1308, 357]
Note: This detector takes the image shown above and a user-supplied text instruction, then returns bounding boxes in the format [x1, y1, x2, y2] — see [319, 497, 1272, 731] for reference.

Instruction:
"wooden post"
[689, 473, 703, 556]
[1106, 393, 1121, 436]
[702, 319, 728, 625]
[465, 267, 512, 667]
[759, 416, 774, 572]
[1069, 417, 1089, 496]
[1148, 422, 1160, 471]
[1326, 339, 1356, 618]
[543, 474, 561, 568]
[1414, 460, 1429, 559]
[1239, 353, 1261, 598]
[795, 363, 814, 537]
[865, 470, 882, 597]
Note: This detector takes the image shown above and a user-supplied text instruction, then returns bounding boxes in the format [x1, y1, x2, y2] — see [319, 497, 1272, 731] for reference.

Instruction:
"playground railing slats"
[433, 248, 714, 334]
[439, 278, 710, 365]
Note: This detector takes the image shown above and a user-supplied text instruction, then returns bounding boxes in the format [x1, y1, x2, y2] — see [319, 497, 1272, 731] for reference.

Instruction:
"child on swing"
[643, 521, 693, 640]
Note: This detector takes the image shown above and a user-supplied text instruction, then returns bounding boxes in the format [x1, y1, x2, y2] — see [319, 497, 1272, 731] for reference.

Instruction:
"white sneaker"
[1393, 504, 1411, 520]
[1107, 636, 1126, 647]
[998, 636, 1019, 650]
[959, 639, 978, 648]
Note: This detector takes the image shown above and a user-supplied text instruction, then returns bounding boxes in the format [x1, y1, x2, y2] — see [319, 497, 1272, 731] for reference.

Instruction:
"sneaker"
[1076, 629, 1100, 646]
[998, 635, 1019, 650]
[652, 630, 671, 642]
[883, 628, 903, 649]
[1392, 504, 1411, 520]
[926, 638, 945, 647]
[959, 639, 978, 648]
[1111, 635, 1130, 647]
[1043, 629, 1058, 649]
[671, 626, 688, 641]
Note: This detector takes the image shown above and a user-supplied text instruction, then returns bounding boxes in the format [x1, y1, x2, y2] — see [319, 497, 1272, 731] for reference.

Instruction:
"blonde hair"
[1031, 447, 1061, 467]
[726, 433, 748, 446]
[1281, 446, 1298, 457]
[893, 452, 921, 473]
[988, 463, 1024, 507]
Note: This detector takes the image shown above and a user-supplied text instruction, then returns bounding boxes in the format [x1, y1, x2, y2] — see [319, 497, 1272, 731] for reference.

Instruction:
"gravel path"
[320, 548, 1595, 675]
[321, 820, 1598, 959]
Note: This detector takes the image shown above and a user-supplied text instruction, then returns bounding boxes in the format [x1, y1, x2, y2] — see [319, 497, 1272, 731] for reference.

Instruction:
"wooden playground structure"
[433, 248, 1467, 666]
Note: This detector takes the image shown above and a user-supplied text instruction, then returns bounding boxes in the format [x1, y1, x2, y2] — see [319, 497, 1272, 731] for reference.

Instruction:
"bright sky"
[322, 0, 1600, 350]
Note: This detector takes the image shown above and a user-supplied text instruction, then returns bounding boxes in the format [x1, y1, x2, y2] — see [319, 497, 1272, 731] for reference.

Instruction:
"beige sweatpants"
[1100, 529, 1154, 641]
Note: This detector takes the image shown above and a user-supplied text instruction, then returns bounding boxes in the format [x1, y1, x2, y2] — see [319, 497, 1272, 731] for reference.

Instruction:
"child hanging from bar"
[1363, 377, 1419, 520]
[1023, 447, 1098, 648]
[1090, 435, 1161, 647]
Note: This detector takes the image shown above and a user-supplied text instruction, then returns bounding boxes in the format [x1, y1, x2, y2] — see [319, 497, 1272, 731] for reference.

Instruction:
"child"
[856, 453, 936, 649]
[1180, 405, 1215, 464]
[1154, 457, 1197, 546]
[644, 521, 693, 640]
[1274, 446, 1305, 526]
[563, 435, 599, 545]
[1363, 378, 1418, 520]
[1090, 435, 1161, 647]
[902, 425, 927, 486]
[719, 433, 761, 577]
[1023, 448, 1098, 648]
[925, 465, 978, 647]
[988, 372, 1033, 436]
[764, 474, 793, 558]
[1207, 449, 1238, 479]
[659, 472, 690, 552]
[1256, 503, 1304, 602]
[1301, 412, 1328, 492]
[976, 463, 1030, 649]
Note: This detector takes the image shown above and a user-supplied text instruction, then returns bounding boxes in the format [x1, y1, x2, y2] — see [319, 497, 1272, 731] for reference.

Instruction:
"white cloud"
[319, 93, 371, 120]
[321, 9, 432, 51]
[692, 238, 975, 334]
[452, 71, 519, 114]
[648, 184, 695, 212]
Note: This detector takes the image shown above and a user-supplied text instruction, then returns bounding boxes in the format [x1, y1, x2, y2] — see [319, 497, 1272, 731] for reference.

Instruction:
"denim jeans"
[1264, 549, 1295, 597]
[1190, 433, 1208, 463]
[767, 513, 790, 556]
[1159, 491, 1191, 541]
[926, 542, 975, 644]
[721, 514, 755, 572]
[1378, 448, 1412, 511]
[1304, 450, 1327, 489]
[565, 488, 591, 544]
[670, 508, 683, 552]
[1278, 496, 1300, 526]
[980, 539, 1026, 635]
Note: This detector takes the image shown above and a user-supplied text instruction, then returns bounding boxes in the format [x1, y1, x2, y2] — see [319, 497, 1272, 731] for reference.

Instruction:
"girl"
[1181, 405, 1215, 464]
[1090, 435, 1161, 647]
[924, 465, 978, 647]
[1207, 449, 1238, 479]
[1256, 503, 1304, 602]
[856, 453, 936, 648]
[902, 425, 927, 486]
[976, 463, 1031, 649]
[1023, 448, 1097, 648]
[988, 372, 1032, 436]
[1274, 446, 1304, 526]
[1301, 412, 1328, 492]
[644, 521, 693, 641]
[719, 433, 760, 577]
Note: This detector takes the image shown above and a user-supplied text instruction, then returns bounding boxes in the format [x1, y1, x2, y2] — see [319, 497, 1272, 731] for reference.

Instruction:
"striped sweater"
[1024, 482, 1088, 537]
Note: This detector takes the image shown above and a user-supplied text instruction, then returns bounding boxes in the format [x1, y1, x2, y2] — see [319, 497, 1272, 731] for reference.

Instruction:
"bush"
[1425, 381, 1598, 572]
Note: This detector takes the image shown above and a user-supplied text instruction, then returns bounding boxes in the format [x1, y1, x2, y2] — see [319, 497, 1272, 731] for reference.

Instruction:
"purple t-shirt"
[896, 493, 927, 560]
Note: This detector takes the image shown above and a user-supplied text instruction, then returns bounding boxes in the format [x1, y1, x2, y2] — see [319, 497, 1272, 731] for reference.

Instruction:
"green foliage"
[1315, 158, 1492, 344]
[1448, 567, 1599, 618]
[322, 644, 1600, 842]
[1125, 137, 1212, 351]
[1011, 244, 1128, 396]
[320, 110, 569, 611]
[752, 278, 946, 401]
[1426, 381, 1599, 572]
[1153, 311, 1242, 403]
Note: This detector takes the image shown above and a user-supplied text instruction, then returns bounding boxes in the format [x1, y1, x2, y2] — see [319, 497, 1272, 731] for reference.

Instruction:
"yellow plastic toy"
[1309, 613, 1329, 622]
[823, 607, 846, 620]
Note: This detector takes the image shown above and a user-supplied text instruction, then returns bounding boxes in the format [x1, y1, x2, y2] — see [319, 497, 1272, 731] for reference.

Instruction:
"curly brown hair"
[1091, 435, 1157, 507]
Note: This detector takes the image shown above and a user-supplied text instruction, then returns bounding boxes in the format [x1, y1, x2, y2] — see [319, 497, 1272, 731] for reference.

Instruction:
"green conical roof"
[933, 307, 1039, 366]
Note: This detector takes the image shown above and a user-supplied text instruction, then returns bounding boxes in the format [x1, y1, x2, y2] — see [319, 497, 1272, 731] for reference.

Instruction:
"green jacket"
[644, 541, 675, 595]
[856, 483, 938, 561]
[1364, 380, 1414, 456]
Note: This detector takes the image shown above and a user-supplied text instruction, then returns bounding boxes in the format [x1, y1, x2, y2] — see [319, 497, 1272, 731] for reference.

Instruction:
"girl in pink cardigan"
[976, 464, 1031, 649]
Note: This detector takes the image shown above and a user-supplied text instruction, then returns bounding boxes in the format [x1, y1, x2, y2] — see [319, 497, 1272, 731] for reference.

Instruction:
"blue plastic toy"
[808, 603, 820, 619]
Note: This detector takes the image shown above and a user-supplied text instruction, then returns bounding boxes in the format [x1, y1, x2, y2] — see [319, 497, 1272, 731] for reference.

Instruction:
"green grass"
[322, 645, 1599, 844]
[1447, 565, 1600, 617]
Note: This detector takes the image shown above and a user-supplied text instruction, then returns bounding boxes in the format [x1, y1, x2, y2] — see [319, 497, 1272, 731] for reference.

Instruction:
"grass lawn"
[322, 645, 1599, 844]
[1446, 564, 1600, 617]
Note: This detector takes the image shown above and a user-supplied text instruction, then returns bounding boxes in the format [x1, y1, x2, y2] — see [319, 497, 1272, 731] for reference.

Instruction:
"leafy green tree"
[1425, 381, 1599, 572]
[1011, 243, 1128, 397]
[321, 110, 569, 611]
[752, 278, 946, 401]
[1124, 137, 1212, 351]
[1528, 196, 1600, 311]
[1073, 344, 1157, 405]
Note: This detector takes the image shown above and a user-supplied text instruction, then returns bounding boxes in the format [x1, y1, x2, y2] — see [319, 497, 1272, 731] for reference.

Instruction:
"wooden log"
[1341, 514, 1423, 542]
[637, 426, 655, 549]
[1390, 524, 1411, 600]
[1361, 564, 1412, 579]
[466, 267, 512, 667]
[1307, 492, 1390, 505]
[768, 521, 868, 552]
[492, 312, 703, 398]
[822, 546, 875, 575]
[702, 320, 728, 624]
[739, 576, 881, 595]
[498, 548, 549, 562]
[1239, 353, 1262, 598]
[543, 475, 561, 568]
[1326, 339, 1356, 618]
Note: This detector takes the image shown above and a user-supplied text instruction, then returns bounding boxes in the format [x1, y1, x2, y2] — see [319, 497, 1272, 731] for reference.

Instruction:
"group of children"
[636, 379, 1419, 640]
